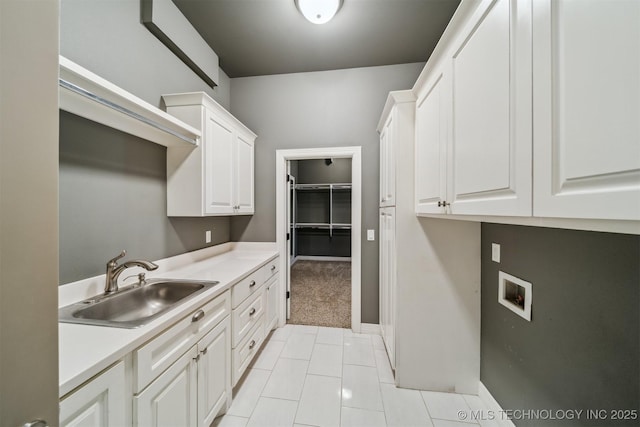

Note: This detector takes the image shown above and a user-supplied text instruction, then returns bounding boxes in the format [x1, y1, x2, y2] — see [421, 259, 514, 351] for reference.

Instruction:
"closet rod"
[59, 79, 199, 146]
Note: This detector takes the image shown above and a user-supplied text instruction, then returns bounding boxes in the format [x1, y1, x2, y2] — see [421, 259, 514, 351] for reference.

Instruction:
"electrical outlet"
[492, 243, 500, 263]
[205, 230, 212, 243]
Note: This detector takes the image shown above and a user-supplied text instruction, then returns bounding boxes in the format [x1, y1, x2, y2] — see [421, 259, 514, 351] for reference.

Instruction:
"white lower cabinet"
[134, 317, 231, 427]
[60, 361, 126, 427]
[379, 207, 396, 369]
[264, 275, 280, 334]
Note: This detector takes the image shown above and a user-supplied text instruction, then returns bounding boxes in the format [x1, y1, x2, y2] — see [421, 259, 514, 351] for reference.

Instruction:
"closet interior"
[287, 158, 352, 328]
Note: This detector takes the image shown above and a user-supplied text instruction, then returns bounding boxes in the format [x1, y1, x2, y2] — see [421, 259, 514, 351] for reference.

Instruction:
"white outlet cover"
[367, 229, 375, 241]
[491, 243, 500, 263]
[205, 230, 212, 243]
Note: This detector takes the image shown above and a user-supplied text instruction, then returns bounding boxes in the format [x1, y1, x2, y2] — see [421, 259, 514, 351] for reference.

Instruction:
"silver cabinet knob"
[249, 340, 256, 349]
[249, 307, 256, 316]
[24, 420, 48, 427]
[192, 309, 205, 322]
[249, 280, 256, 287]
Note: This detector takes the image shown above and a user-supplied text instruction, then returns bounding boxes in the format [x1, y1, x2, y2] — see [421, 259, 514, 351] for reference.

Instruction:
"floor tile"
[290, 324, 319, 335]
[227, 369, 271, 417]
[371, 334, 386, 350]
[261, 358, 308, 400]
[246, 397, 298, 427]
[341, 407, 387, 427]
[432, 420, 480, 427]
[213, 414, 248, 427]
[342, 364, 384, 411]
[250, 339, 285, 371]
[380, 383, 433, 427]
[295, 375, 342, 427]
[421, 390, 472, 422]
[280, 331, 316, 360]
[343, 335, 376, 367]
[316, 326, 344, 345]
[374, 349, 394, 384]
[270, 324, 294, 341]
[308, 343, 343, 377]
[462, 395, 501, 427]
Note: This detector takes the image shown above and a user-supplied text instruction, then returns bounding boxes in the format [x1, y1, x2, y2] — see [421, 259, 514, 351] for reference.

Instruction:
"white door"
[286, 162, 293, 319]
[379, 207, 396, 369]
[197, 318, 231, 427]
[379, 115, 395, 207]
[235, 133, 255, 214]
[204, 110, 235, 215]
[415, 69, 449, 214]
[135, 347, 198, 427]
[448, 0, 532, 216]
[533, 0, 640, 220]
[60, 362, 126, 427]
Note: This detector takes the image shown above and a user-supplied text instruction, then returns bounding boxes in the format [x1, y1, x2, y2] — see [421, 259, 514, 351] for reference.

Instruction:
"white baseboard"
[360, 323, 381, 335]
[295, 256, 352, 262]
[479, 382, 516, 427]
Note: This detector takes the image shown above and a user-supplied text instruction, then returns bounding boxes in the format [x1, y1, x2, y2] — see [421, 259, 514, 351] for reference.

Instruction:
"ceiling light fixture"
[295, 0, 343, 25]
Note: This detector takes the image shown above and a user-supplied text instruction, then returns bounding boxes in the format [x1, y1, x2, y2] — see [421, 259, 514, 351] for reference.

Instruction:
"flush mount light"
[295, 0, 343, 25]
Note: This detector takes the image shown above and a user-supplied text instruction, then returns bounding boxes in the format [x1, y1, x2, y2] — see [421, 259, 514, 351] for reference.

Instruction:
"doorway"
[276, 147, 362, 333]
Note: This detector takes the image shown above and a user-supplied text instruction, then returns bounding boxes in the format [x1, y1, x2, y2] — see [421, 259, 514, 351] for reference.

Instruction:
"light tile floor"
[215, 325, 499, 427]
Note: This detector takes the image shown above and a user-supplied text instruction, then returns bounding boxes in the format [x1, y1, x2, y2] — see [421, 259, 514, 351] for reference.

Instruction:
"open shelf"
[59, 56, 201, 148]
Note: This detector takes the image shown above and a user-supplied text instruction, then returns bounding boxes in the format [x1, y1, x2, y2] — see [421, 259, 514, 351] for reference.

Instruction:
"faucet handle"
[107, 250, 127, 267]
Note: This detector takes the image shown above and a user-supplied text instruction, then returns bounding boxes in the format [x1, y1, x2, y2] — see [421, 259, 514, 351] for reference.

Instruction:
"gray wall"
[60, 0, 230, 110]
[60, 112, 230, 284]
[229, 63, 425, 323]
[481, 223, 639, 426]
[59, 0, 234, 284]
[296, 158, 352, 184]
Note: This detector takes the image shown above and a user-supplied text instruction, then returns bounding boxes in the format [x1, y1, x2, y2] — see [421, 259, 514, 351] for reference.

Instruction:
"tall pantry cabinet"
[377, 91, 480, 394]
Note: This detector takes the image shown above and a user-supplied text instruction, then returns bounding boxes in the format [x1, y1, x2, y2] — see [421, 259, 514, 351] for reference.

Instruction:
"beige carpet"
[288, 260, 351, 328]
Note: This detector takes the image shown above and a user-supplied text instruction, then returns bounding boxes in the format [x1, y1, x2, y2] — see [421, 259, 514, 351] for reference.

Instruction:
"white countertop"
[58, 242, 278, 398]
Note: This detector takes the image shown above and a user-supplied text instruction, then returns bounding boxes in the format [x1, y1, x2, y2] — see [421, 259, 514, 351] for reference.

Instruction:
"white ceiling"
[173, 0, 461, 78]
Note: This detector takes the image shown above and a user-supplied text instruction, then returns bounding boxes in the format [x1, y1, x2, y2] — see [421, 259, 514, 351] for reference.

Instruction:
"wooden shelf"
[59, 56, 201, 148]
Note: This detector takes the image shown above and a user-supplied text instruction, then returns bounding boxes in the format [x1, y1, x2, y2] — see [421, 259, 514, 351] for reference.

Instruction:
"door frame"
[276, 147, 362, 333]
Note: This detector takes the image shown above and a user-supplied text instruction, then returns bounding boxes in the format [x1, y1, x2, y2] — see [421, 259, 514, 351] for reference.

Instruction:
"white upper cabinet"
[163, 92, 256, 216]
[532, 0, 640, 221]
[448, 0, 532, 216]
[415, 0, 532, 216]
[415, 68, 449, 214]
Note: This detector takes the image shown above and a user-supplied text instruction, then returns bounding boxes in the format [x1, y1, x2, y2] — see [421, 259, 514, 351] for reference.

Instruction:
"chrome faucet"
[105, 250, 159, 294]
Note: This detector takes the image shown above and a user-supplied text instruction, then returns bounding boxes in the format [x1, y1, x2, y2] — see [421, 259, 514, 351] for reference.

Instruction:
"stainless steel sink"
[59, 279, 219, 328]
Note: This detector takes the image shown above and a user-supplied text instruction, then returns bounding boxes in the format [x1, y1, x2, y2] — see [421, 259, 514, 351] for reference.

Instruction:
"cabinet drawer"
[133, 291, 230, 393]
[232, 287, 265, 347]
[232, 316, 265, 386]
[231, 268, 263, 308]
[262, 258, 279, 283]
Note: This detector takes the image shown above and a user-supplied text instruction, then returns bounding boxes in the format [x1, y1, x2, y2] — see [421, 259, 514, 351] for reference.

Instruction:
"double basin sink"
[59, 279, 219, 329]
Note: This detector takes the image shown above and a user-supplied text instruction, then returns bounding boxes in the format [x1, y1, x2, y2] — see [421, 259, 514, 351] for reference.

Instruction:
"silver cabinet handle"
[201, 347, 208, 356]
[249, 340, 256, 349]
[249, 280, 256, 287]
[271, 265, 276, 271]
[249, 307, 256, 316]
[192, 309, 205, 322]
[24, 421, 48, 427]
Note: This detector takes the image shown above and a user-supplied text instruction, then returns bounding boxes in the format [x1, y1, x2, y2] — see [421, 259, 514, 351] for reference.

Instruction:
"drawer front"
[232, 287, 265, 347]
[261, 257, 279, 284]
[133, 291, 230, 394]
[232, 316, 265, 386]
[231, 269, 262, 308]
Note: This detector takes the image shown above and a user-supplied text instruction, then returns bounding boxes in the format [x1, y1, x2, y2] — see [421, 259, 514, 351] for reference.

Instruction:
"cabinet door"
[235, 133, 255, 214]
[533, 0, 640, 220]
[197, 317, 231, 427]
[265, 277, 279, 333]
[449, 0, 532, 216]
[60, 361, 126, 427]
[135, 347, 198, 427]
[204, 109, 235, 215]
[379, 207, 396, 369]
[380, 114, 395, 207]
[415, 70, 448, 214]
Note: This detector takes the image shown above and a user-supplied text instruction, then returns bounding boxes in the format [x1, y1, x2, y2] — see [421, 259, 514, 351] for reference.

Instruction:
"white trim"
[295, 256, 351, 262]
[498, 271, 532, 321]
[479, 382, 516, 427]
[360, 323, 381, 335]
[276, 147, 362, 333]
